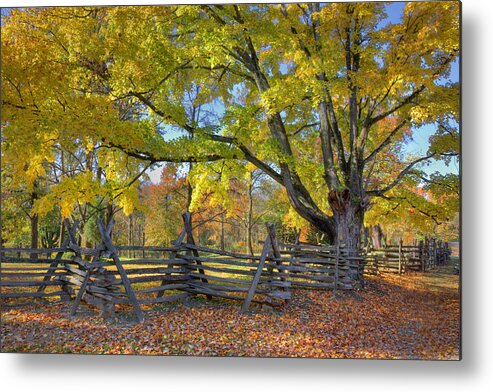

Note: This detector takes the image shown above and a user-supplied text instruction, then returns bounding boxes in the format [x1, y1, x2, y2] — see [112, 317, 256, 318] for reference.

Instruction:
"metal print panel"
[1, 1, 460, 359]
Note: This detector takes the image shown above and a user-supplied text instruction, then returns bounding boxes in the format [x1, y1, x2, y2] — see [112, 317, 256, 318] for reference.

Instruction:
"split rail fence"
[1, 215, 450, 323]
[362, 238, 451, 275]
[1, 214, 363, 322]
[0, 219, 188, 323]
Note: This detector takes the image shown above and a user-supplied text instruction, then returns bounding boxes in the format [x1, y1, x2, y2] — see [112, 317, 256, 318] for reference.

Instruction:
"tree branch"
[317, 100, 340, 189]
[364, 119, 408, 164]
[101, 140, 237, 164]
[382, 195, 443, 225]
[288, 122, 319, 137]
[200, 5, 227, 26]
[205, 134, 284, 185]
[367, 153, 436, 196]
[368, 85, 426, 126]
[417, 174, 459, 196]
[111, 163, 153, 201]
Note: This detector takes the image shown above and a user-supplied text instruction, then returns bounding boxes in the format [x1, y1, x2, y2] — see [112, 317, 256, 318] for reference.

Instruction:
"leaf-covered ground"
[1, 266, 460, 359]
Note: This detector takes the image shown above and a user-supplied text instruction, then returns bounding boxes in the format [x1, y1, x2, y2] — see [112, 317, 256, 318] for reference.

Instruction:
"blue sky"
[381, 2, 459, 177]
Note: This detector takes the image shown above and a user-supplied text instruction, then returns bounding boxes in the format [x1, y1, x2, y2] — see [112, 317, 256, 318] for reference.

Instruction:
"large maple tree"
[1, 2, 459, 247]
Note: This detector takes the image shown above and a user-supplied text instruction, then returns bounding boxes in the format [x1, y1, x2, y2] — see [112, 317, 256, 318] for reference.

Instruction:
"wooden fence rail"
[1, 221, 362, 320]
[362, 238, 451, 275]
[0, 219, 191, 321]
[3, 220, 447, 321]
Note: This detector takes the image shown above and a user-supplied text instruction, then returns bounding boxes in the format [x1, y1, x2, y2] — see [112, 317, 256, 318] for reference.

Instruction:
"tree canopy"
[1, 2, 460, 247]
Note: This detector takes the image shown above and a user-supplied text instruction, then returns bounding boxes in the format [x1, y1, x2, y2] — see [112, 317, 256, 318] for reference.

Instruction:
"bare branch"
[382, 195, 443, 225]
[111, 163, 153, 201]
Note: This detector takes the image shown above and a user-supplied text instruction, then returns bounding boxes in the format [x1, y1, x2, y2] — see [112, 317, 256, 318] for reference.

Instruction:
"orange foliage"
[1, 268, 459, 359]
[299, 226, 309, 243]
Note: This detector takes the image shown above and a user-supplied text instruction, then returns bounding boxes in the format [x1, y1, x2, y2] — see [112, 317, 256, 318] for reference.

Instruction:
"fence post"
[96, 219, 144, 323]
[267, 225, 285, 277]
[69, 254, 100, 317]
[419, 240, 425, 272]
[69, 220, 115, 317]
[398, 238, 403, 275]
[37, 219, 79, 297]
[157, 227, 186, 298]
[433, 238, 438, 267]
[334, 236, 340, 292]
[241, 234, 272, 313]
[183, 212, 212, 300]
[362, 241, 370, 277]
[289, 228, 301, 268]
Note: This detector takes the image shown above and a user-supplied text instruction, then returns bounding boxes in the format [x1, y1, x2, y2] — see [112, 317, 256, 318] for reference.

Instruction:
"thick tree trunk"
[249, 62, 338, 244]
[328, 188, 367, 287]
[333, 207, 363, 252]
[328, 188, 366, 252]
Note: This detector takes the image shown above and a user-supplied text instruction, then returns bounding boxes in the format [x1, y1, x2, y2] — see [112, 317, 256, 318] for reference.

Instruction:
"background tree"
[140, 165, 188, 246]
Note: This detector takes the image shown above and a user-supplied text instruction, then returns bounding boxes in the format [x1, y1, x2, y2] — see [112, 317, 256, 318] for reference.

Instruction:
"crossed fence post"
[241, 224, 288, 313]
[69, 219, 144, 323]
[37, 219, 79, 300]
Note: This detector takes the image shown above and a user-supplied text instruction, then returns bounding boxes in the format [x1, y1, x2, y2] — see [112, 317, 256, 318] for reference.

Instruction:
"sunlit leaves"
[1, 3, 459, 239]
